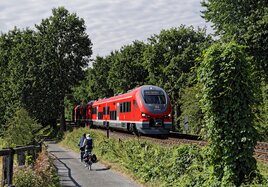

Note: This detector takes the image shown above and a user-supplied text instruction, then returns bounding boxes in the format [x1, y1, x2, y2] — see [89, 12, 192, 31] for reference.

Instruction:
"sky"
[0, 0, 212, 58]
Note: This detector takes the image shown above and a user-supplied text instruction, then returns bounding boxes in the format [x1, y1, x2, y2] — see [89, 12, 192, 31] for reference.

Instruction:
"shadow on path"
[92, 166, 111, 171]
[49, 151, 81, 187]
[49, 150, 68, 153]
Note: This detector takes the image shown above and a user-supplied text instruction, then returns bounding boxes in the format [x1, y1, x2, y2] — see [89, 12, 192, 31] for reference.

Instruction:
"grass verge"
[57, 127, 268, 187]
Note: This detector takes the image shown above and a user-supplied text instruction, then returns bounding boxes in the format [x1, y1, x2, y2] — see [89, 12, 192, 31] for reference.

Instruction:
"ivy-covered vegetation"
[201, 0, 268, 140]
[198, 42, 259, 186]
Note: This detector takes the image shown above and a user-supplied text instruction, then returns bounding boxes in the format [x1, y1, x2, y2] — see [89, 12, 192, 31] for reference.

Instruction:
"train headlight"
[141, 113, 151, 118]
[164, 114, 172, 118]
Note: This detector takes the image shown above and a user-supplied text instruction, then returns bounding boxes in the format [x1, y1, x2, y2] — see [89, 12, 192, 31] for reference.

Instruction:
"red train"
[73, 85, 172, 135]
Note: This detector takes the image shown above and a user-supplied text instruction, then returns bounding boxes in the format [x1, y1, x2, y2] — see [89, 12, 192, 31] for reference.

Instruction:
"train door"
[116, 103, 120, 121]
[132, 99, 137, 120]
[96, 106, 98, 120]
[105, 102, 108, 127]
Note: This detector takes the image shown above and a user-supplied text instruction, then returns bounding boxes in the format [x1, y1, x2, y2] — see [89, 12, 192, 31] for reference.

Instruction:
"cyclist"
[83, 133, 94, 168]
[78, 133, 86, 162]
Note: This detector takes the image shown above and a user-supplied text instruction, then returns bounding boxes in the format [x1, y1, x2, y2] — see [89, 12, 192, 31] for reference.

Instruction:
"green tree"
[0, 30, 16, 132]
[108, 41, 148, 94]
[4, 108, 41, 146]
[198, 41, 258, 186]
[201, 0, 268, 80]
[201, 0, 268, 144]
[0, 28, 37, 134]
[33, 7, 92, 131]
[71, 68, 93, 102]
[180, 83, 204, 135]
[144, 25, 212, 128]
[91, 55, 114, 99]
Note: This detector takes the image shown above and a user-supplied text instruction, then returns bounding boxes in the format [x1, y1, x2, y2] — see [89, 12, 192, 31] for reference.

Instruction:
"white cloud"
[0, 0, 212, 58]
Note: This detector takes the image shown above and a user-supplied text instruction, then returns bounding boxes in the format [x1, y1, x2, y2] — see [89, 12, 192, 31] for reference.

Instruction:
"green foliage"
[62, 129, 205, 186]
[90, 56, 114, 99]
[201, 0, 268, 145]
[23, 6, 92, 127]
[13, 151, 60, 187]
[255, 83, 268, 141]
[0, 7, 93, 130]
[4, 108, 42, 146]
[13, 168, 40, 187]
[198, 41, 259, 186]
[0, 28, 36, 132]
[64, 96, 75, 121]
[25, 154, 34, 166]
[144, 25, 212, 128]
[180, 83, 204, 135]
[61, 128, 268, 186]
[108, 41, 148, 94]
[35, 6, 92, 93]
[60, 127, 99, 152]
[255, 162, 268, 185]
[201, 0, 268, 83]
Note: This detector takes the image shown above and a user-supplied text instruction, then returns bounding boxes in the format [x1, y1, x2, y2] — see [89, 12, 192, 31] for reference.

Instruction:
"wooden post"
[6, 148, 14, 186]
[106, 122, 109, 139]
[1, 156, 4, 187]
[17, 151, 25, 166]
[39, 142, 42, 153]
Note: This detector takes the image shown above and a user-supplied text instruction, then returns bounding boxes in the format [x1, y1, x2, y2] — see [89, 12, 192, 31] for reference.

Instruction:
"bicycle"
[83, 152, 93, 170]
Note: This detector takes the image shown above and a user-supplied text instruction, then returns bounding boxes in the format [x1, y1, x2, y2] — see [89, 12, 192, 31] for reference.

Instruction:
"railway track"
[95, 128, 268, 164]
[255, 142, 268, 163]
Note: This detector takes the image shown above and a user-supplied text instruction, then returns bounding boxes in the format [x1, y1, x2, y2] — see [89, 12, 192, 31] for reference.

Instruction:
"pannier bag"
[91, 154, 97, 163]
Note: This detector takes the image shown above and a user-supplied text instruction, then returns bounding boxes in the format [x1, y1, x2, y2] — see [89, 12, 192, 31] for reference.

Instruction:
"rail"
[0, 141, 42, 187]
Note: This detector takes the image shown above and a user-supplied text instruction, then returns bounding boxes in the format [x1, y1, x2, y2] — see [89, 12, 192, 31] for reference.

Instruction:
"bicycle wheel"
[89, 162, 92, 170]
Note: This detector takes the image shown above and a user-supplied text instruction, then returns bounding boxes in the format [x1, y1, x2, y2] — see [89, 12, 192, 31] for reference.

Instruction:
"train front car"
[135, 85, 172, 135]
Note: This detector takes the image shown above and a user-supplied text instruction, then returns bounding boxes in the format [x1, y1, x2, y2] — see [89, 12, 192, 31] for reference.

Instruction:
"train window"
[98, 112, 103, 119]
[120, 103, 123, 112]
[110, 111, 117, 120]
[119, 102, 131, 112]
[144, 95, 166, 104]
[92, 107, 97, 114]
[104, 106, 110, 115]
[127, 102, 131, 112]
[123, 102, 127, 112]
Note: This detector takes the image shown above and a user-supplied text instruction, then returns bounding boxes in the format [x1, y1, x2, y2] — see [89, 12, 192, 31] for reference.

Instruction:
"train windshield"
[144, 90, 166, 104]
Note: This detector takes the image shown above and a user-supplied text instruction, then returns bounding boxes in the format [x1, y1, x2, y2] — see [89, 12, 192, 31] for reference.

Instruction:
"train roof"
[92, 85, 164, 106]
[93, 87, 139, 105]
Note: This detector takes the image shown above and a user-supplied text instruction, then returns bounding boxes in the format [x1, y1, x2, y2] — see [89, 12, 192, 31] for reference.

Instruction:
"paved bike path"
[46, 142, 141, 187]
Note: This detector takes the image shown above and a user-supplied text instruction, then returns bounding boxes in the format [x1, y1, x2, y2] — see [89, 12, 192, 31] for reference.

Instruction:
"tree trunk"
[60, 99, 66, 132]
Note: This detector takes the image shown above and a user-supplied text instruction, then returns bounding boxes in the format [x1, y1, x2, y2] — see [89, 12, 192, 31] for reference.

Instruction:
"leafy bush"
[13, 168, 40, 187]
[13, 150, 60, 187]
[4, 108, 42, 146]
